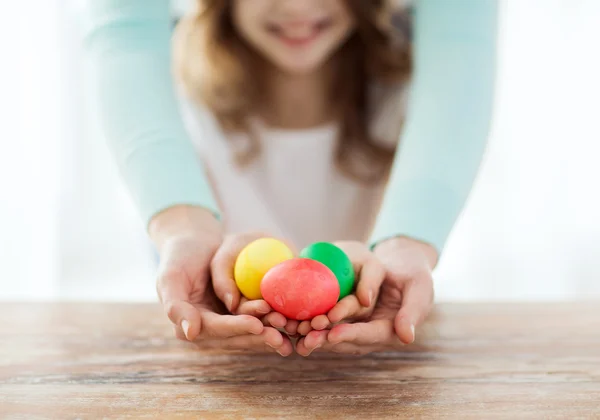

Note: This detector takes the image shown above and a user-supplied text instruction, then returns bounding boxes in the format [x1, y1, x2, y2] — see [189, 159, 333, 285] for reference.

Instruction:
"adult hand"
[296, 237, 437, 356]
[296, 241, 385, 336]
[151, 206, 292, 356]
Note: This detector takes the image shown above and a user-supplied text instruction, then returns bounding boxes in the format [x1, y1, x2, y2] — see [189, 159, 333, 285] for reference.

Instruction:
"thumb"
[394, 274, 434, 344]
[333, 241, 378, 307]
[354, 256, 385, 308]
[156, 267, 203, 341]
[210, 235, 248, 312]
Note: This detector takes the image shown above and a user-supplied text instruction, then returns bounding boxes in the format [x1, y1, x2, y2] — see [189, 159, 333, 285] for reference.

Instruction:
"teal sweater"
[81, 0, 498, 255]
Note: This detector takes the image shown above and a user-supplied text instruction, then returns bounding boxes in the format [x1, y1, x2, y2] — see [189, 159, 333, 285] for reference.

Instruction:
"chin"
[273, 59, 327, 76]
[267, 48, 332, 76]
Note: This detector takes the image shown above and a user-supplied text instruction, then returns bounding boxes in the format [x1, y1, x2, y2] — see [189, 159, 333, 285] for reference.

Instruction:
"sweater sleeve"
[80, 0, 219, 227]
[369, 0, 499, 255]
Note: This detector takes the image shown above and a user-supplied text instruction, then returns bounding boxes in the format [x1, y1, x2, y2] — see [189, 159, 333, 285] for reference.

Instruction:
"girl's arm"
[370, 0, 499, 258]
[81, 0, 219, 227]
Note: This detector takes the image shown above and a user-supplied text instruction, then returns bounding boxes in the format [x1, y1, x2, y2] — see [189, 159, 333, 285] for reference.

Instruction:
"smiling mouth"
[266, 19, 332, 47]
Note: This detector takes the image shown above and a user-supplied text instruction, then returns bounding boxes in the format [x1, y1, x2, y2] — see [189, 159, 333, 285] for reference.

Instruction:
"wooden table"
[1, 303, 599, 419]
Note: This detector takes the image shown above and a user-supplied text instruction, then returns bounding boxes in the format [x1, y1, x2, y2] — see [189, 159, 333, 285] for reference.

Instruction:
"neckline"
[251, 117, 338, 137]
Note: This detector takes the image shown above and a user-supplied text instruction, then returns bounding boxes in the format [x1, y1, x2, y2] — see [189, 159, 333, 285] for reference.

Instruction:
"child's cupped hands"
[210, 237, 395, 357]
[202, 229, 436, 357]
[295, 241, 385, 337]
[210, 232, 300, 343]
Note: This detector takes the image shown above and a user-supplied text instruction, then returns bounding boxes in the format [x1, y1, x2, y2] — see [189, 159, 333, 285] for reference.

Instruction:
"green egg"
[299, 242, 355, 300]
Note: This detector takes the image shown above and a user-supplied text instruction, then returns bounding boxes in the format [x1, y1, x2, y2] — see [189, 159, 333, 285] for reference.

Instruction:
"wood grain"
[1, 302, 599, 419]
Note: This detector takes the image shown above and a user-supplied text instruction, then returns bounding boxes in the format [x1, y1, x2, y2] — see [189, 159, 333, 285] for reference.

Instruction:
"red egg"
[260, 258, 340, 321]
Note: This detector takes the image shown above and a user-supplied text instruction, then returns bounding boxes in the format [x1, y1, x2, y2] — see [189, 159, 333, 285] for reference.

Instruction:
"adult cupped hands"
[295, 237, 437, 356]
[151, 206, 294, 357]
[153, 208, 436, 358]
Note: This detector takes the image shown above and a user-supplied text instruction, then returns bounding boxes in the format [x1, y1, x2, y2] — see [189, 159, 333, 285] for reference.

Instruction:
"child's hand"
[296, 241, 385, 336]
[152, 206, 293, 356]
[296, 237, 436, 356]
[210, 232, 298, 345]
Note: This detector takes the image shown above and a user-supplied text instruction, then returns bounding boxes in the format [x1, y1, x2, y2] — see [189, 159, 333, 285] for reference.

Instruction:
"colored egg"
[234, 238, 294, 300]
[299, 242, 355, 300]
[260, 258, 340, 320]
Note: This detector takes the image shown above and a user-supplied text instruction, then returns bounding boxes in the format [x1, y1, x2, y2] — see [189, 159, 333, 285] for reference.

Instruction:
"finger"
[220, 327, 284, 349]
[326, 295, 361, 324]
[200, 311, 263, 338]
[173, 325, 188, 342]
[195, 327, 293, 356]
[355, 256, 386, 307]
[272, 329, 295, 357]
[333, 240, 368, 276]
[284, 320, 299, 336]
[298, 338, 380, 356]
[227, 328, 293, 357]
[394, 275, 434, 344]
[295, 337, 311, 357]
[274, 335, 294, 357]
[235, 298, 272, 317]
[297, 320, 313, 336]
[327, 320, 396, 346]
[304, 330, 329, 351]
[261, 312, 287, 329]
[296, 330, 328, 357]
[163, 300, 201, 341]
[210, 235, 250, 312]
[395, 316, 415, 346]
[332, 241, 382, 308]
[157, 268, 201, 341]
[310, 315, 330, 331]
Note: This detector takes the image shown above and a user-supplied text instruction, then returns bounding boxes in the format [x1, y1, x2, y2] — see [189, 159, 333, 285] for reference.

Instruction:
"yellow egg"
[234, 238, 294, 300]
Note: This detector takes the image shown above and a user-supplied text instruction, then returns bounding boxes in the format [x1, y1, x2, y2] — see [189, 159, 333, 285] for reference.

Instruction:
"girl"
[82, 0, 498, 357]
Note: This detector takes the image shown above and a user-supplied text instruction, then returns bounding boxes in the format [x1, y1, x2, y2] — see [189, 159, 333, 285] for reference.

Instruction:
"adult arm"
[80, 0, 219, 227]
[370, 0, 499, 258]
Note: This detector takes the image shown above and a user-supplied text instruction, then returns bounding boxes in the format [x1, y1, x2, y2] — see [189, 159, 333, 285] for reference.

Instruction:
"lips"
[266, 18, 332, 47]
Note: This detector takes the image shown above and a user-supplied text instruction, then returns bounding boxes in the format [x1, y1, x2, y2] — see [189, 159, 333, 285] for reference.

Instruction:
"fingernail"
[307, 344, 321, 356]
[276, 350, 286, 357]
[368, 290, 374, 306]
[410, 324, 416, 343]
[225, 293, 233, 312]
[181, 319, 190, 340]
[266, 343, 276, 349]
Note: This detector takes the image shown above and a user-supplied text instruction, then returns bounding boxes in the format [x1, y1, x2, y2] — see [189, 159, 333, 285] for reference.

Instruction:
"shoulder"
[78, 0, 178, 40]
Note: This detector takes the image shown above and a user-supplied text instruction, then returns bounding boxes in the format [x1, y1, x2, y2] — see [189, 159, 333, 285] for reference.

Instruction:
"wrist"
[373, 236, 439, 269]
[149, 205, 223, 251]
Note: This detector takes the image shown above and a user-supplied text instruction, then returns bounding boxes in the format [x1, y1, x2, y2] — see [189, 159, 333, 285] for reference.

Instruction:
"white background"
[0, 0, 598, 302]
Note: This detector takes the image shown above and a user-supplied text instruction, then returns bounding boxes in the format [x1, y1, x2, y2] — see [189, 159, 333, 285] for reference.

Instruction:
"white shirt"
[179, 85, 407, 250]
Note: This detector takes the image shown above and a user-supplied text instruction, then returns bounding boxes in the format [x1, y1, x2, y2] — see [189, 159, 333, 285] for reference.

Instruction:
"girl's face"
[232, 0, 356, 75]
